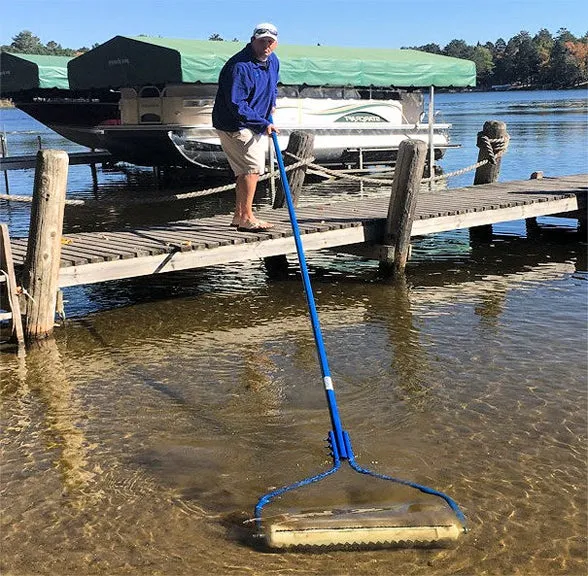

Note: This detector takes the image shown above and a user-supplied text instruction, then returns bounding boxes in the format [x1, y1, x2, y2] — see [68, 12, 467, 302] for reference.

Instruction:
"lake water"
[1, 90, 587, 575]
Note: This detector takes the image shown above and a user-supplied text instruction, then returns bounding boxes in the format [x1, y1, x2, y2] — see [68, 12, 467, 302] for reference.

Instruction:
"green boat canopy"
[68, 35, 476, 90]
[0, 52, 71, 94]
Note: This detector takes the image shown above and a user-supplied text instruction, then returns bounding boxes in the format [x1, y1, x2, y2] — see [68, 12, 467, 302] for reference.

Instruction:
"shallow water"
[1, 90, 587, 575]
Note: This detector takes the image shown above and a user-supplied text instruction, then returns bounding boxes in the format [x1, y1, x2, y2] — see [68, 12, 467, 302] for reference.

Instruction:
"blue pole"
[270, 128, 347, 458]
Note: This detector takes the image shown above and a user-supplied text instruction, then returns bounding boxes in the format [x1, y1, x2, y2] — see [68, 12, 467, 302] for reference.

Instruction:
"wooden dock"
[0, 150, 112, 171]
[8, 173, 586, 289]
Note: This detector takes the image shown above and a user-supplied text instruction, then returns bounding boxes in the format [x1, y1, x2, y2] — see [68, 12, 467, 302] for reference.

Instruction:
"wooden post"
[525, 171, 543, 237]
[265, 131, 314, 278]
[90, 149, 98, 189]
[0, 224, 25, 346]
[272, 131, 314, 209]
[1, 133, 9, 194]
[380, 139, 427, 275]
[471, 120, 508, 241]
[22, 150, 69, 340]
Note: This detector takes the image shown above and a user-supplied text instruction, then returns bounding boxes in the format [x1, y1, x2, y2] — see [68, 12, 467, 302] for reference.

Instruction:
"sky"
[1, 0, 586, 50]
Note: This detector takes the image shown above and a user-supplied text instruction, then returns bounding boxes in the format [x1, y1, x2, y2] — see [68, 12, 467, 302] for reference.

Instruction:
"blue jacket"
[212, 44, 279, 134]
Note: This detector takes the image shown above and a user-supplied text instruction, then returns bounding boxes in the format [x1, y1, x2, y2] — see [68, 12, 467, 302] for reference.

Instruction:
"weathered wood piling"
[471, 120, 508, 240]
[379, 139, 428, 275]
[264, 131, 314, 277]
[22, 150, 69, 340]
[0, 224, 24, 345]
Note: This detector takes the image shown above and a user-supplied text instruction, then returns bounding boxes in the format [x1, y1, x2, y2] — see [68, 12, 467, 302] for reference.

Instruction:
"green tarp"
[68, 35, 476, 90]
[0, 52, 71, 94]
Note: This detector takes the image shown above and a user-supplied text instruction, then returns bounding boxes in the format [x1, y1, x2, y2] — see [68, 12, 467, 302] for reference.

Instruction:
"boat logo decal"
[108, 58, 130, 67]
[335, 112, 388, 123]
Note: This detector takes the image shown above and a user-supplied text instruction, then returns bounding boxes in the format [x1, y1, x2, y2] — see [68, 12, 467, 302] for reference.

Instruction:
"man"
[212, 22, 280, 232]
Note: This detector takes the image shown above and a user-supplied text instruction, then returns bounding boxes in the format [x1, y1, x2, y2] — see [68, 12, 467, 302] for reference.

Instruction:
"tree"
[443, 39, 472, 59]
[493, 38, 507, 57]
[565, 41, 588, 84]
[547, 39, 582, 86]
[472, 45, 495, 87]
[556, 28, 576, 43]
[533, 29, 554, 84]
[209, 33, 223, 41]
[409, 43, 442, 54]
[513, 32, 542, 84]
[9, 30, 43, 53]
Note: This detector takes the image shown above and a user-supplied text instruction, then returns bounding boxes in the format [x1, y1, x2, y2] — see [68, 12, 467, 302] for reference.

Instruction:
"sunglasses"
[254, 28, 277, 37]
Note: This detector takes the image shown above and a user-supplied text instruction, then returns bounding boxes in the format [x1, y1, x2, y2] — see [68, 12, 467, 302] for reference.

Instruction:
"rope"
[0, 157, 313, 206]
[0, 132, 510, 203]
[476, 133, 511, 165]
[284, 152, 394, 185]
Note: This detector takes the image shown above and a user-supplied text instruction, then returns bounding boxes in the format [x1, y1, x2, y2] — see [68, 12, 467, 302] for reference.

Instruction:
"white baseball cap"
[252, 22, 278, 41]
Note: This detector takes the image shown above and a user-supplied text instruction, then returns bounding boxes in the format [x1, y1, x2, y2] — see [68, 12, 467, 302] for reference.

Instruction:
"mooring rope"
[0, 133, 510, 204]
[0, 157, 312, 206]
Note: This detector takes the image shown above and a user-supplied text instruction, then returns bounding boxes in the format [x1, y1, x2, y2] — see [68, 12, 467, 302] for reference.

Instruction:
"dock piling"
[471, 121, 508, 241]
[1, 133, 9, 194]
[380, 139, 428, 275]
[272, 131, 314, 209]
[265, 131, 314, 278]
[22, 150, 69, 341]
[0, 224, 25, 346]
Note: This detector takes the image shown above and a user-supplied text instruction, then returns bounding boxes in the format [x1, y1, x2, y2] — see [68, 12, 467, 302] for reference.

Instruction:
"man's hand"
[266, 123, 279, 135]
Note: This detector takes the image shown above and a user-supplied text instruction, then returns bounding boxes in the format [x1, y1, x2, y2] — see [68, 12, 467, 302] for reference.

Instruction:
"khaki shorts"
[217, 128, 266, 175]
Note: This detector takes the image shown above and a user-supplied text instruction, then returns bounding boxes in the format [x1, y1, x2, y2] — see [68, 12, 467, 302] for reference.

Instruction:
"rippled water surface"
[1, 90, 587, 575]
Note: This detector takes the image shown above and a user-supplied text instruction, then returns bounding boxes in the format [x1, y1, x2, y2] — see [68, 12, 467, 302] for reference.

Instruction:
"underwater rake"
[253, 128, 468, 550]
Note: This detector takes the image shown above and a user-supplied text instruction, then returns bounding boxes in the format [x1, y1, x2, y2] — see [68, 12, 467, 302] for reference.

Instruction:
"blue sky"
[1, 0, 586, 50]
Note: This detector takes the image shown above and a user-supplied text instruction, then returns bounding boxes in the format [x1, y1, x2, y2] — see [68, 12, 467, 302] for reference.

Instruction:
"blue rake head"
[254, 430, 468, 543]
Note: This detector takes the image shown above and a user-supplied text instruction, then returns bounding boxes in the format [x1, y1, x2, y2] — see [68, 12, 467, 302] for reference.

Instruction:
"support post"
[428, 86, 435, 181]
[265, 131, 314, 278]
[22, 150, 69, 341]
[380, 139, 427, 275]
[0, 224, 25, 346]
[272, 131, 314, 209]
[90, 148, 98, 189]
[525, 171, 543, 237]
[471, 120, 508, 241]
[1, 133, 9, 194]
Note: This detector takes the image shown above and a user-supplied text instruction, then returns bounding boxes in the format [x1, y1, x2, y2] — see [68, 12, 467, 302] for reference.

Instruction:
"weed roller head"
[252, 127, 468, 551]
[254, 432, 466, 550]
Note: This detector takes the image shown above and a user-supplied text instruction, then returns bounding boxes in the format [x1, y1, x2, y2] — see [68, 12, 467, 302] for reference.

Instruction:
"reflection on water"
[1, 90, 587, 575]
[2, 230, 586, 575]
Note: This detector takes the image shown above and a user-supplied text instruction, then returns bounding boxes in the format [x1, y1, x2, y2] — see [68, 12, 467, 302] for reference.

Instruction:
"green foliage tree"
[9, 30, 43, 53]
[556, 28, 577, 43]
[511, 31, 542, 84]
[472, 45, 495, 87]
[443, 39, 474, 60]
[412, 43, 442, 55]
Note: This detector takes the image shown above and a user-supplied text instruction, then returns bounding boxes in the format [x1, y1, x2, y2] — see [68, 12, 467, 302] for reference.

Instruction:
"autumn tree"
[546, 39, 582, 86]
[565, 41, 588, 83]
